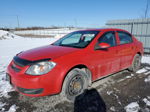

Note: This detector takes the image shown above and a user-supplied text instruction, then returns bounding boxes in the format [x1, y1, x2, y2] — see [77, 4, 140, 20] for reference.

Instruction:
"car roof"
[78, 28, 129, 32]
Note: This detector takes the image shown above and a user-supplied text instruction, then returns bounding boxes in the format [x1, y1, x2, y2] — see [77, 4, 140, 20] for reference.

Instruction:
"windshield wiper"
[59, 44, 82, 48]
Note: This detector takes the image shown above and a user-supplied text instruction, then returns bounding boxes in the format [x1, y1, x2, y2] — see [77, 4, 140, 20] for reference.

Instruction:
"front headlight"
[26, 61, 56, 75]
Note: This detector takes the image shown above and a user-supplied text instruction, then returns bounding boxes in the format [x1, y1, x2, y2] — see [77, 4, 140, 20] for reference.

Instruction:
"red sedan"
[6, 28, 143, 101]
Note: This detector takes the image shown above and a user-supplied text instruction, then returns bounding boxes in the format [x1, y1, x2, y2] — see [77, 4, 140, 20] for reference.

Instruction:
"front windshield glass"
[52, 31, 99, 48]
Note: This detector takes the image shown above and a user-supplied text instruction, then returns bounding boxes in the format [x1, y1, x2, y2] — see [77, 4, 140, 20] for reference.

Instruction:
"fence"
[13, 28, 80, 38]
[106, 18, 150, 53]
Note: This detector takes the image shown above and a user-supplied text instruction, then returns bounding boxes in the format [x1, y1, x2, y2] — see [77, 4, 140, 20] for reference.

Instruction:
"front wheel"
[61, 68, 88, 101]
[129, 54, 141, 72]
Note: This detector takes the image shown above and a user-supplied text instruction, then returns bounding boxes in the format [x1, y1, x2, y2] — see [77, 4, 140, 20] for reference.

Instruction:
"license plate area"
[6, 73, 12, 85]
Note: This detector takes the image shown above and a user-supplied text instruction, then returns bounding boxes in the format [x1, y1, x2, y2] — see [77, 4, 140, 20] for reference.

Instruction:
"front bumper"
[17, 87, 43, 94]
[6, 61, 65, 97]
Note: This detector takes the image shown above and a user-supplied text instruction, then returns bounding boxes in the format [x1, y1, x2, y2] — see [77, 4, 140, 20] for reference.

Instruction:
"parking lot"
[0, 60, 150, 112]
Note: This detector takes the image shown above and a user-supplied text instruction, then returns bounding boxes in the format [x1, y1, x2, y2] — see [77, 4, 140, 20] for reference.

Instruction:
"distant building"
[106, 18, 150, 52]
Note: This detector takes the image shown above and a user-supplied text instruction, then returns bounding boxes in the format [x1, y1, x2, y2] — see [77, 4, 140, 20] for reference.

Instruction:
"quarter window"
[118, 32, 132, 44]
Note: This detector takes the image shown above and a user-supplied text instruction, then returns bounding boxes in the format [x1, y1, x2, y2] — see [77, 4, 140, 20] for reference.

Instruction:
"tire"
[129, 54, 141, 72]
[60, 68, 88, 101]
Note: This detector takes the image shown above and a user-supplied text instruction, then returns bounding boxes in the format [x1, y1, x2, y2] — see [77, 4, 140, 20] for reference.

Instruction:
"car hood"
[18, 45, 80, 61]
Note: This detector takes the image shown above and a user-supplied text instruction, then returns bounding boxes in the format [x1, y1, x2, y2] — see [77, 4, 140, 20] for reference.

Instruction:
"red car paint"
[6, 29, 143, 97]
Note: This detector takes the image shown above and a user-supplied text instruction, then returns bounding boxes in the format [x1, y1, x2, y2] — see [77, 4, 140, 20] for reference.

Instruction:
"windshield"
[52, 31, 99, 48]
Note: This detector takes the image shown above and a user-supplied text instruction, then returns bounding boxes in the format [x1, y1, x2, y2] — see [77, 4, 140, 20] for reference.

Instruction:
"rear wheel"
[129, 54, 141, 72]
[61, 68, 88, 101]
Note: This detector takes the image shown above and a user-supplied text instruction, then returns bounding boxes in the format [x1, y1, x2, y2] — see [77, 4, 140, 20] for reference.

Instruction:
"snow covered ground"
[0, 30, 57, 112]
[0, 30, 150, 112]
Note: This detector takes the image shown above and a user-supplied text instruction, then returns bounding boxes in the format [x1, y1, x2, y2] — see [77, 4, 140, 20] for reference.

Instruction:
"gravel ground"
[0, 63, 150, 112]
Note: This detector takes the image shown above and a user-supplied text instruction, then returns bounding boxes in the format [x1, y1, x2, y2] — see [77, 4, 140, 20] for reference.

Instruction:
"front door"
[91, 31, 121, 79]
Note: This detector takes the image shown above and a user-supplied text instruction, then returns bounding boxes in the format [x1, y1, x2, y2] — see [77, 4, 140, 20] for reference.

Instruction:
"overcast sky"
[0, 0, 149, 28]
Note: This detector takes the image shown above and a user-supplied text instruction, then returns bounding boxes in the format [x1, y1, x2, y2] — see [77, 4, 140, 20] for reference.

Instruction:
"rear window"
[118, 31, 133, 44]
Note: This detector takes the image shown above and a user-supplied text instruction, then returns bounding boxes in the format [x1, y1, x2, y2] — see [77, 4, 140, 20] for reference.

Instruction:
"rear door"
[116, 31, 135, 69]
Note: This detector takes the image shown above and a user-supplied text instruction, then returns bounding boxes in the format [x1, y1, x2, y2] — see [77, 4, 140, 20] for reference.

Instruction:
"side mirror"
[95, 42, 110, 50]
[99, 43, 110, 49]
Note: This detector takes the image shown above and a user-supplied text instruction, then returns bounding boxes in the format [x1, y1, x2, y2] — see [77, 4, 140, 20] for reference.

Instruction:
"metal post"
[131, 22, 134, 34]
[16, 15, 20, 28]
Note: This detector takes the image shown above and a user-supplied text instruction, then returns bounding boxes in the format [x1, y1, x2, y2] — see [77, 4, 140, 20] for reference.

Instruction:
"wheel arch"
[61, 64, 92, 92]
[131, 52, 142, 64]
[129, 52, 142, 72]
[136, 52, 142, 56]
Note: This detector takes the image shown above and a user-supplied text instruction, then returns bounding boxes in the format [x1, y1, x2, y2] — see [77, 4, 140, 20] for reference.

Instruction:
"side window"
[118, 32, 132, 44]
[84, 34, 95, 42]
[98, 32, 116, 47]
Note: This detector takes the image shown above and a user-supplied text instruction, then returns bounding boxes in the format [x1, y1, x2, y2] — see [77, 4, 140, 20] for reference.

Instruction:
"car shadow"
[74, 88, 106, 112]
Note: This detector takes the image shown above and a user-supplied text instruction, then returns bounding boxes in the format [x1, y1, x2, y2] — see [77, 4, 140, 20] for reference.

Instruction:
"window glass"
[98, 32, 116, 47]
[84, 34, 96, 41]
[61, 33, 81, 45]
[53, 31, 99, 48]
[118, 32, 132, 44]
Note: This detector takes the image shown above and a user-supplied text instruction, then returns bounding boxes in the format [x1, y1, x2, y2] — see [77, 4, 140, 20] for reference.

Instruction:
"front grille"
[11, 64, 21, 72]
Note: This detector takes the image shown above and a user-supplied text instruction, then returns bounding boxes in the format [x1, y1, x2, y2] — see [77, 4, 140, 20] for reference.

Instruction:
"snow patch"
[125, 102, 140, 112]
[0, 102, 6, 109]
[0, 81, 13, 98]
[126, 74, 134, 79]
[143, 98, 150, 106]
[117, 78, 125, 82]
[110, 106, 115, 111]
[145, 71, 150, 75]
[118, 74, 134, 82]
[142, 56, 150, 64]
[144, 75, 150, 83]
[0, 30, 20, 40]
[0, 30, 8, 36]
[107, 91, 113, 95]
[136, 68, 147, 74]
[7, 105, 18, 112]
[126, 76, 132, 79]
